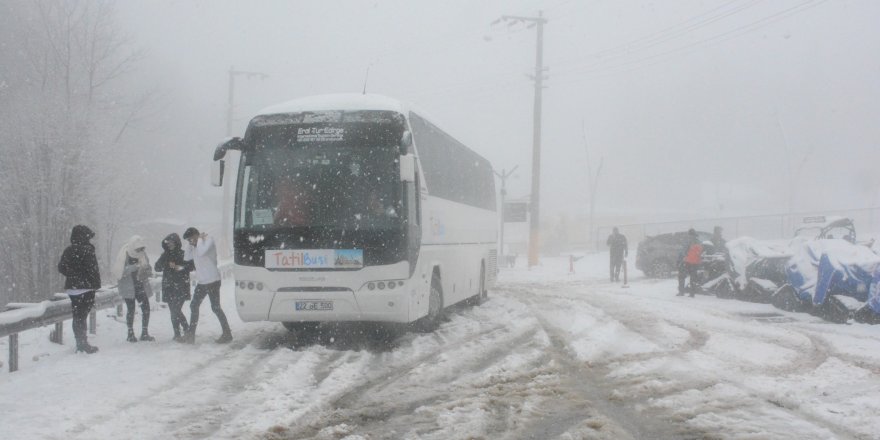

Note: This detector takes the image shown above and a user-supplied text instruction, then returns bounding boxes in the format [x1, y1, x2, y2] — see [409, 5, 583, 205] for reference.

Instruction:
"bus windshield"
[236, 121, 403, 231]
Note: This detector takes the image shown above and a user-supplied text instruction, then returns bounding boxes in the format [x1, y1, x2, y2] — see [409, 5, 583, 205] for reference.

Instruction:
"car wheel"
[771, 285, 805, 312]
[817, 295, 851, 324]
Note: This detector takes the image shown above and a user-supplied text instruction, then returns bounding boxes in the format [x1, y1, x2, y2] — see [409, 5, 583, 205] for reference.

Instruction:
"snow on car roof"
[793, 215, 850, 232]
[256, 93, 408, 116]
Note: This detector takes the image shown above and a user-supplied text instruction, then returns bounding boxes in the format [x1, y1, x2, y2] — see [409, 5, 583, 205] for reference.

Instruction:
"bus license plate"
[296, 301, 333, 311]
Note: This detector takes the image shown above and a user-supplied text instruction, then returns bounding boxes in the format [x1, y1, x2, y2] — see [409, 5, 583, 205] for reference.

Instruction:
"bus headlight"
[236, 280, 266, 291]
[363, 280, 404, 292]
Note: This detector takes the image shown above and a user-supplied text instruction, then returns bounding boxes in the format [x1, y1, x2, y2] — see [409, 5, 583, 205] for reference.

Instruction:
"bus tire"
[476, 262, 487, 305]
[467, 263, 488, 306]
[415, 271, 443, 332]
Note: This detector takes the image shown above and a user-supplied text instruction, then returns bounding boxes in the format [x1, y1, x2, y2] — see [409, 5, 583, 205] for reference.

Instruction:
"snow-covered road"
[2, 254, 880, 439]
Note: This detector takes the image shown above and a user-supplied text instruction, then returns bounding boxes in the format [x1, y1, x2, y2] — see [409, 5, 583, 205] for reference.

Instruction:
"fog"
[2, 0, 879, 303]
[114, 0, 880, 222]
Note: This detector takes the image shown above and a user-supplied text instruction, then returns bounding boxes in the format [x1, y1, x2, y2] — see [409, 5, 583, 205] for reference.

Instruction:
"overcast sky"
[114, 0, 880, 224]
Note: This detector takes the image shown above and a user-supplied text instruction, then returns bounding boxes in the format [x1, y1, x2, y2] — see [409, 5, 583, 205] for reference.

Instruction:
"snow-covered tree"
[0, 0, 149, 305]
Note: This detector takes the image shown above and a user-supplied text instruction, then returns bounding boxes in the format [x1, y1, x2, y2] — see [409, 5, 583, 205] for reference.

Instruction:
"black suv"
[636, 230, 713, 277]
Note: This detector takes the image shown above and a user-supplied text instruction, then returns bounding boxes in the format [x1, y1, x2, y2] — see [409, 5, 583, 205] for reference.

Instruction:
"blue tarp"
[785, 239, 880, 309]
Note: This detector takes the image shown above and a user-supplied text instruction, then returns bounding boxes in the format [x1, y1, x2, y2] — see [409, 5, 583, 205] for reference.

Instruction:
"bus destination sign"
[296, 126, 344, 143]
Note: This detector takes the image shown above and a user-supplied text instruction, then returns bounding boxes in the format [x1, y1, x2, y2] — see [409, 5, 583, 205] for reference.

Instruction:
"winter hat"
[113, 235, 149, 280]
[70, 225, 95, 245]
[688, 228, 697, 236]
[183, 227, 199, 240]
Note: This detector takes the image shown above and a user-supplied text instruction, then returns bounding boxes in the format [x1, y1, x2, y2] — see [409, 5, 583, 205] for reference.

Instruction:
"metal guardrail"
[1, 288, 125, 373]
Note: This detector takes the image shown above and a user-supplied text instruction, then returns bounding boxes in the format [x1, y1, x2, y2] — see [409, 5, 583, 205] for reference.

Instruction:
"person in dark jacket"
[154, 233, 194, 341]
[606, 227, 628, 282]
[711, 226, 726, 252]
[57, 225, 101, 354]
[677, 229, 703, 297]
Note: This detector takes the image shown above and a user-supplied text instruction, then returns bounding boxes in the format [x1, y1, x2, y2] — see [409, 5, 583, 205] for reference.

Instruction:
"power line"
[569, 0, 757, 64]
[549, 0, 830, 84]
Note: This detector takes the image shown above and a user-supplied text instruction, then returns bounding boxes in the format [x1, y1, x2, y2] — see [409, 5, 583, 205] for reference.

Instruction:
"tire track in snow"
[508, 281, 835, 378]
[499, 285, 711, 439]
[67, 326, 303, 440]
[505, 278, 866, 439]
[274, 318, 541, 439]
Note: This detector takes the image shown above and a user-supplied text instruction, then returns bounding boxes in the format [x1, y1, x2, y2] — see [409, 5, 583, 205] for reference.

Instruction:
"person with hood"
[57, 225, 102, 354]
[182, 227, 232, 344]
[677, 229, 703, 298]
[154, 233, 194, 341]
[114, 235, 155, 342]
[606, 227, 628, 282]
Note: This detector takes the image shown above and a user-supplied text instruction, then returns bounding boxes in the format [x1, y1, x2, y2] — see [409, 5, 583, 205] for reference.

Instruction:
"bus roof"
[256, 93, 408, 116]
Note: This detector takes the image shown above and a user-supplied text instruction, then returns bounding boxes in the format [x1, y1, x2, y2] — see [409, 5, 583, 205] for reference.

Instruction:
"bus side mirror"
[400, 131, 413, 154]
[211, 160, 225, 187]
[212, 137, 243, 187]
[400, 154, 415, 183]
[214, 137, 243, 161]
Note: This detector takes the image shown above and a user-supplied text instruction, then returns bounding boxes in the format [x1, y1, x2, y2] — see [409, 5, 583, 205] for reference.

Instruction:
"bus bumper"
[235, 289, 274, 322]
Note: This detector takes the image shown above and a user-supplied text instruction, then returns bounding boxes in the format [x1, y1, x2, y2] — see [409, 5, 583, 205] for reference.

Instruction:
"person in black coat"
[154, 233, 194, 341]
[606, 227, 628, 282]
[57, 225, 101, 354]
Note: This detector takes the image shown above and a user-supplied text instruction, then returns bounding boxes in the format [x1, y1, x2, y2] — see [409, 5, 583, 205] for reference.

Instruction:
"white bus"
[212, 94, 497, 332]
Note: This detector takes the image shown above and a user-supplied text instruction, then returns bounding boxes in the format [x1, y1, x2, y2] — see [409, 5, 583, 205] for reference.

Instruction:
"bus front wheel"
[283, 322, 320, 334]
[473, 263, 487, 305]
[415, 272, 444, 332]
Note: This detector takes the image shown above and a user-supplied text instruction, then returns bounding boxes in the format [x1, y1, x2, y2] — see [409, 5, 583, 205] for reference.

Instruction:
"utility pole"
[226, 66, 269, 136]
[497, 11, 547, 268]
[495, 166, 519, 260]
[582, 121, 603, 250]
[222, 66, 268, 258]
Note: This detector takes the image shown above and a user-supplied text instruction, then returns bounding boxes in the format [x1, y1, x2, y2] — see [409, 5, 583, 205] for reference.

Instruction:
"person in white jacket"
[182, 227, 232, 344]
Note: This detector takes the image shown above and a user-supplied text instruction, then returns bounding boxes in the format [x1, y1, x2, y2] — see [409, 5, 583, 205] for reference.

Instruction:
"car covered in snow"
[775, 239, 880, 323]
[792, 216, 857, 243]
[636, 230, 712, 277]
[704, 217, 880, 324]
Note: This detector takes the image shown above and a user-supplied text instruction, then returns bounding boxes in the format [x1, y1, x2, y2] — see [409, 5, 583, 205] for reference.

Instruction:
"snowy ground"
[2, 253, 880, 439]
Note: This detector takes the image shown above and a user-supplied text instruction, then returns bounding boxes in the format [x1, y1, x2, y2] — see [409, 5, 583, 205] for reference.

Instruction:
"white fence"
[595, 207, 880, 250]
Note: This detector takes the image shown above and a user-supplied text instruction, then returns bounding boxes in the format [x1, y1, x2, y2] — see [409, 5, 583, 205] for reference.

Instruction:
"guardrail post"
[50, 322, 63, 344]
[9, 334, 18, 372]
[89, 309, 97, 334]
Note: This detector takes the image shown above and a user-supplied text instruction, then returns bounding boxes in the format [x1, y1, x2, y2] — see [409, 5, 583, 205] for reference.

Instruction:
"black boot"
[127, 328, 138, 342]
[140, 329, 155, 342]
[76, 344, 99, 354]
[76, 340, 99, 354]
[182, 327, 196, 344]
[215, 332, 233, 344]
